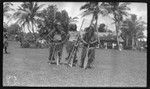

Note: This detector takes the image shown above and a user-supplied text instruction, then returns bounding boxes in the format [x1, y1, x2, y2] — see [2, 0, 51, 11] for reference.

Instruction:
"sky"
[3, 2, 147, 36]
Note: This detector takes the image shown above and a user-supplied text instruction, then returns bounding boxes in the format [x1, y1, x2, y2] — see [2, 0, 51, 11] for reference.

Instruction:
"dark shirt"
[82, 33, 98, 48]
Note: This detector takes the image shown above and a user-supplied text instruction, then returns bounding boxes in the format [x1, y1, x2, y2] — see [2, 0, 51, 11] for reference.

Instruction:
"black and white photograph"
[3, 2, 147, 87]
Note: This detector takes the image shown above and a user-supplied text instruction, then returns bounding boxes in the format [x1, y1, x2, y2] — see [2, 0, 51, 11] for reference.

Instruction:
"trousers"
[48, 43, 63, 62]
[80, 46, 95, 67]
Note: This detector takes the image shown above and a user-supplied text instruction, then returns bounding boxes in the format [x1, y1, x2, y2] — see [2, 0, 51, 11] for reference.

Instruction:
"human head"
[85, 25, 95, 34]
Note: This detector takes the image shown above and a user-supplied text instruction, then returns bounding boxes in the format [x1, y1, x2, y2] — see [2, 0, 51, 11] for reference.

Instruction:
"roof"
[99, 35, 124, 42]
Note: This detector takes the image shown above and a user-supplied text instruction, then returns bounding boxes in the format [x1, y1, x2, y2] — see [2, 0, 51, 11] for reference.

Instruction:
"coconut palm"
[80, 2, 107, 48]
[103, 2, 130, 49]
[121, 14, 146, 49]
[3, 2, 14, 25]
[13, 2, 44, 41]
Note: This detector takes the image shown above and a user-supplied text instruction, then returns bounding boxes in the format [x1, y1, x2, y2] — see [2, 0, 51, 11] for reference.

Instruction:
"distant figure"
[104, 42, 108, 49]
[112, 43, 116, 49]
[3, 33, 8, 54]
[119, 43, 123, 51]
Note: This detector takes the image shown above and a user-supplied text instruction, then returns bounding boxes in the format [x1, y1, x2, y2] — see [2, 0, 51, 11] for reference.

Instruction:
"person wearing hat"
[80, 26, 98, 69]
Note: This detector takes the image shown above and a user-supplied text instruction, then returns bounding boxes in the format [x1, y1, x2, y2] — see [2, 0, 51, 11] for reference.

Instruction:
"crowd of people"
[3, 21, 99, 69]
[47, 21, 99, 69]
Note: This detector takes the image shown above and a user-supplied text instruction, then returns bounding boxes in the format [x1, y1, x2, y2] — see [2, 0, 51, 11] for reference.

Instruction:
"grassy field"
[3, 41, 147, 87]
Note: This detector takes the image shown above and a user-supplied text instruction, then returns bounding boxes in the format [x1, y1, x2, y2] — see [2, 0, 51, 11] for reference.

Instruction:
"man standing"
[80, 26, 98, 69]
[48, 22, 69, 65]
[65, 32, 79, 67]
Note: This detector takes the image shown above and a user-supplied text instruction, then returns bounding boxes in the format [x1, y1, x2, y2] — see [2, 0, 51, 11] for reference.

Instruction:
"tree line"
[3, 2, 147, 50]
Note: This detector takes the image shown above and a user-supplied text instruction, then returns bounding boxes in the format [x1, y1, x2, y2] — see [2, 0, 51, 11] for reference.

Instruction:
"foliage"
[80, 2, 106, 26]
[19, 32, 42, 48]
[3, 2, 14, 18]
[21, 40, 30, 48]
[121, 14, 146, 49]
[3, 22, 8, 33]
[7, 23, 21, 35]
[37, 5, 58, 40]
[3, 2, 14, 25]
[80, 2, 107, 48]
[37, 5, 70, 41]
[13, 2, 44, 40]
[68, 24, 77, 31]
[102, 2, 130, 49]
[60, 10, 70, 33]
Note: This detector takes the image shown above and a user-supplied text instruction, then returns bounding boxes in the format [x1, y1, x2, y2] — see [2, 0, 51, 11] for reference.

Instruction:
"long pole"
[95, 16, 100, 48]
[68, 19, 85, 67]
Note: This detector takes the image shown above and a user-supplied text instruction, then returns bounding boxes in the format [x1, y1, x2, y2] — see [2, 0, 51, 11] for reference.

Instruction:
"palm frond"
[80, 2, 90, 10]
[72, 17, 79, 19]
[118, 4, 130, 11]
[37, 3, 45, 10]
[4, 13, 12, 18]
[81, 10, 94, 17]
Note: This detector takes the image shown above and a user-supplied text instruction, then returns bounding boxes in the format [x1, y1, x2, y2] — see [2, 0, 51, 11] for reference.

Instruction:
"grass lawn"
[3, 41, 147, 87]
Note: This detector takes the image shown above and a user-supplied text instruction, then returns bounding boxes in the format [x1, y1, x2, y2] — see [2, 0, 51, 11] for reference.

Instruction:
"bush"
[21, 40, 30, 48]
[124, 46, 132, 50]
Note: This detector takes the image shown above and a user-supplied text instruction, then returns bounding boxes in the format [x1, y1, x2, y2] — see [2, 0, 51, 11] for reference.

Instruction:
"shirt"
[82, 33, 98, 47]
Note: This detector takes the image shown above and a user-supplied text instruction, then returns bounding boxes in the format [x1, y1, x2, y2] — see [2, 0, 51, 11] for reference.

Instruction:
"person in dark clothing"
[3, 33, 8, 54]
[80, 26, 98, 69]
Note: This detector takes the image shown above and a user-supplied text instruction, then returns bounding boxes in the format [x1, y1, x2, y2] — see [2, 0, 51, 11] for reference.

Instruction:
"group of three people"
[48, 22, 98, 69]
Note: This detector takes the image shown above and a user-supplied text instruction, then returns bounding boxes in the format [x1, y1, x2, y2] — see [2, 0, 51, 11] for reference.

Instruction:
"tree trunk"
[95, 15, 101, 48]
[136, 39, 138, 49]
[27, 24, 32, 33]
[31, 22, 36, 42]
[115, 22, 120, 50]
[90, 14, 95, 26]
[113, 12, 120, 50]
[135, 38, 138, 50]
[132, 36, 135, 50]
[126, 36, 128, 47]
[116, 33, 120, 50]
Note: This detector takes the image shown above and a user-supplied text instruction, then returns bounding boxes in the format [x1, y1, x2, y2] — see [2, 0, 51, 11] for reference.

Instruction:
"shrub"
[21, 40, 30, 48]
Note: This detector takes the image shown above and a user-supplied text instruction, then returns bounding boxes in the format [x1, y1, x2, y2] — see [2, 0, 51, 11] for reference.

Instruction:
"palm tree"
[103, 2, 130, 49]
[37, 5, 58, 31]
[3, 2, 14, 15]
[121, 14, 146, 49]
[3, 2, 14, 25]
[13, 2, 44, 41]
[80, 2, 107, 48]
